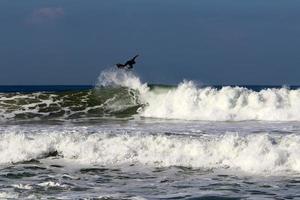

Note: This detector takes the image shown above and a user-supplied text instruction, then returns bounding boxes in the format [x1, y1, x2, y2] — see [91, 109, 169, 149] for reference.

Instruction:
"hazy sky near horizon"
[1, 0, 300, 85]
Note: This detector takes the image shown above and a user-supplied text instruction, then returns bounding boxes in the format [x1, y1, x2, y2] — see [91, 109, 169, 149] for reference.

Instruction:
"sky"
[1, 0, 300, 85]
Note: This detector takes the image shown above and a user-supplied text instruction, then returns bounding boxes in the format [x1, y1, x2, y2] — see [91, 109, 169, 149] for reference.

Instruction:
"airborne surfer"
[116, 55, 139, 69]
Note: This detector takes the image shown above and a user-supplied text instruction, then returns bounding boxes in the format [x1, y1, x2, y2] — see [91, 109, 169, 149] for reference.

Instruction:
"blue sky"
[1, 0, 300, 85]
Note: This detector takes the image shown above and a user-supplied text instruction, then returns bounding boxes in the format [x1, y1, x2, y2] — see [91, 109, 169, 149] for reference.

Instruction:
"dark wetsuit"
[116, 55, 139, 69]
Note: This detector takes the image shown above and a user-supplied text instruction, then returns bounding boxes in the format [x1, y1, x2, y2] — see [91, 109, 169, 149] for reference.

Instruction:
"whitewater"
[0, 69, 300, 199]
[99, 69, 300, 121]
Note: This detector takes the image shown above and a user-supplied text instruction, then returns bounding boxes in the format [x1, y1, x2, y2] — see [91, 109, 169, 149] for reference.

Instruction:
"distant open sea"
[1, 70, 300, 199]
[0, 85, 298, 93]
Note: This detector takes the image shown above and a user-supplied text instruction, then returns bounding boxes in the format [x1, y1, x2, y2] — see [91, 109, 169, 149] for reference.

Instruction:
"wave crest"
[141, 83, 300, 121]
[97, 70, 300, 121]
[97, 69, 148, 94]
[1, 130, 300, 174]
[0, 70, 300, 121]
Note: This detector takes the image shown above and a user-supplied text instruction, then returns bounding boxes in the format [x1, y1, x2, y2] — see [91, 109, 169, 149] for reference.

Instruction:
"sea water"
[0, 69, 300, 199]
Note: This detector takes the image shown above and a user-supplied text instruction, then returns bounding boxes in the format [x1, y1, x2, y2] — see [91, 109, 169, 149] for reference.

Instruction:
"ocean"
[0, 69, 300, 199]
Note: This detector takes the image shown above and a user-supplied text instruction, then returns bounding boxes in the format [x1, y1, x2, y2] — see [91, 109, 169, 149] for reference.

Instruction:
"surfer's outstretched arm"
[132, 55, 139, 60]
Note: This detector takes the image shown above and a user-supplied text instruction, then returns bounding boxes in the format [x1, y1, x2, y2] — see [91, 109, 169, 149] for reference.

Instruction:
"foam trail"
[1, 129, 300, 175]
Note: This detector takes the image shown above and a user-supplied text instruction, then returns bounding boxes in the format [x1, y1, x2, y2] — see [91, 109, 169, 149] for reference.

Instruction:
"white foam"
[0, 191, 18, 199]
[142, 82, 300, 121]
[38, 181, 67, 188]
[1, 129, 300, 175]
[12, 184, 33, 190]
[97, 70, 300, 121]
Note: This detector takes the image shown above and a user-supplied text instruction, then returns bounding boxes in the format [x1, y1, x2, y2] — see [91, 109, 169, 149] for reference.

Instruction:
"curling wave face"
[1, 69, 300, 121]
[0, 87, 141, 121]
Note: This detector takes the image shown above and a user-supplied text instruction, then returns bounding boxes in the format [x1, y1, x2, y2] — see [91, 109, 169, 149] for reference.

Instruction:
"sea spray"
[97, 68, 149, 94]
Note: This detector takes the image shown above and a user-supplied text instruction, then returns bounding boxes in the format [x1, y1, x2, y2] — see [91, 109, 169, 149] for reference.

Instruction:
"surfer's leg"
[116, 64, 125, 68]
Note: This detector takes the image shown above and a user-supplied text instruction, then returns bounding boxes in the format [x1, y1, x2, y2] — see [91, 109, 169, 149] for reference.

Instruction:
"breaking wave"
[1, 69, 300, 121]
[1, 129, 300, 175]
[140, 82, 300, 121]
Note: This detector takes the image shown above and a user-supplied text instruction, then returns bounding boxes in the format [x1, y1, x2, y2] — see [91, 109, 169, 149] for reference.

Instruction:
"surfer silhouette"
[116, 55, 139, 69]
